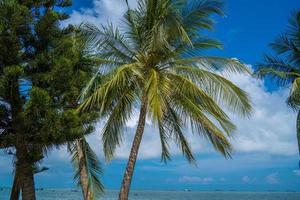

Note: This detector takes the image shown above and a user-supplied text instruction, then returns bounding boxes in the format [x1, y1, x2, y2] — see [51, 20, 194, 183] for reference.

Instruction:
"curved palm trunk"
[10, 168, 20, 200]
[297, 111, 300, 168]
[75, 138, 92, 200]
[119, 96, 148, 200]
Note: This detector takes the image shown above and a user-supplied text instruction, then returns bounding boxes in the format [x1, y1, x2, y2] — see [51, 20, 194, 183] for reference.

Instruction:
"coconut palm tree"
[69, 138, 103, 200]
[67, 31, 104, 200]
[255, 11, 300, 167]
[79, 0, 252, 199]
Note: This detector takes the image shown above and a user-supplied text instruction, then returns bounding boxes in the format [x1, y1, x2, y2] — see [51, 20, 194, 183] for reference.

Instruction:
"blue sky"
[1, 0, 300, 192]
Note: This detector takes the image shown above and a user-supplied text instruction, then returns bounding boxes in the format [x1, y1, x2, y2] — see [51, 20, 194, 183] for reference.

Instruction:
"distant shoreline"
[1, 187, 299, 193]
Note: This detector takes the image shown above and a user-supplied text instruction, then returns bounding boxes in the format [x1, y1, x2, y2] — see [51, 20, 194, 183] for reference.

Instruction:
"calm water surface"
[1, 188, 300, 200]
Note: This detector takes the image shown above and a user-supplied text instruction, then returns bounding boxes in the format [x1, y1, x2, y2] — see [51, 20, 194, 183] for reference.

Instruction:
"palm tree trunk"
[10, 167, 20, 200]
[297, 111, 300, 168]
[119, 95, 148, 200]
[75, 138, 92, 200]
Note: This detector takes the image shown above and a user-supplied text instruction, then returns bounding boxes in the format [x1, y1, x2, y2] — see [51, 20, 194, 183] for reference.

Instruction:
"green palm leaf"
[68, 139, 104, 199]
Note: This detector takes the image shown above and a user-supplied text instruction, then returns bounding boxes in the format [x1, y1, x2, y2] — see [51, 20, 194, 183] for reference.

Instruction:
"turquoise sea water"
[1, 189, 300, 200]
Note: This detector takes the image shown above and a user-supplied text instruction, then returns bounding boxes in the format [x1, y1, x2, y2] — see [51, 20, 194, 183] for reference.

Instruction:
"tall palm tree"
[79, 0, 252, 199]
[255, 11, 300, 167]
[67, 31, 104, 200]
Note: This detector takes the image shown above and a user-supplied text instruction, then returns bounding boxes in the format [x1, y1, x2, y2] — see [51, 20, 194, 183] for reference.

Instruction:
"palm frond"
[288, 77, 300, 109]
[255, 55, 300, 86]
[157, 119, 171, 163]
[69, 139, 104, 199]
[167, 72, 236, 135]
[181, 0, 224, 33]
[78, 71, 102, 103]
[197, 57, 250, 74]
[172, 92, 232, 157]
[78, 63, 141, 112]
[123, 9, 142, 49]
[176, 37, 223, 56]
[270, 12, 300, 65]
[174, 65, 252, 116]
[102, 86, 136, 160]
[80, 23, 135, 62]
[146, 68, 168, 121]
[163, 104, 196, 163]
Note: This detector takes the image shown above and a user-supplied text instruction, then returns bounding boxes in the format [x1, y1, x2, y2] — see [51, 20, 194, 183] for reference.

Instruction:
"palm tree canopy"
[256, 11, 300, 109]
[79, 0, 252, 163]
[66, 31, 104, 199]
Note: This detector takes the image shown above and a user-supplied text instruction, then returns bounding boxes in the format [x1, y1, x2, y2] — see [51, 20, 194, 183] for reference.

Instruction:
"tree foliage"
[79, 0, 252, 163]
[0, 0, 102, 198]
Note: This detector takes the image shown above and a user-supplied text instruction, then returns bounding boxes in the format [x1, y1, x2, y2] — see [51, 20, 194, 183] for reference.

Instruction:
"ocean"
[1, 189, 300, 200]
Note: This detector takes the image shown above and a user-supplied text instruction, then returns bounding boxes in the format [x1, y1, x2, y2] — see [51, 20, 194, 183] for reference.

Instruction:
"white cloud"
[241, 175, 257, 183]
[227, 71, 297, 156]
[242, 176, 251, 183]
[63, 0, 137, 27]
[178, 176, 214, 184]
[293, 170, 300, 176]
[219, 177, 226, 182]
[266, 173, 279, 184]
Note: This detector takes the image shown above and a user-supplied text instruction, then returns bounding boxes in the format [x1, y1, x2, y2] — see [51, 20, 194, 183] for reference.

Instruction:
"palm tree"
[67, 31, 104, 200]
[79, 0, 252, 199]
[255, 11, 300, 167]
[69, 138, 104, 200]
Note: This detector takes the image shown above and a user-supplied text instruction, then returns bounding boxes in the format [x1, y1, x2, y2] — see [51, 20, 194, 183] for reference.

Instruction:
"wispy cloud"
[293, 170, 300, 177]
[241, 175, 257, 183]
[63, 0, 137, 27]
[266, 173, 279, 184]
[178, 176, 214, 184]
[220, 177, 226, 182]
[242, 176, 251, 183]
